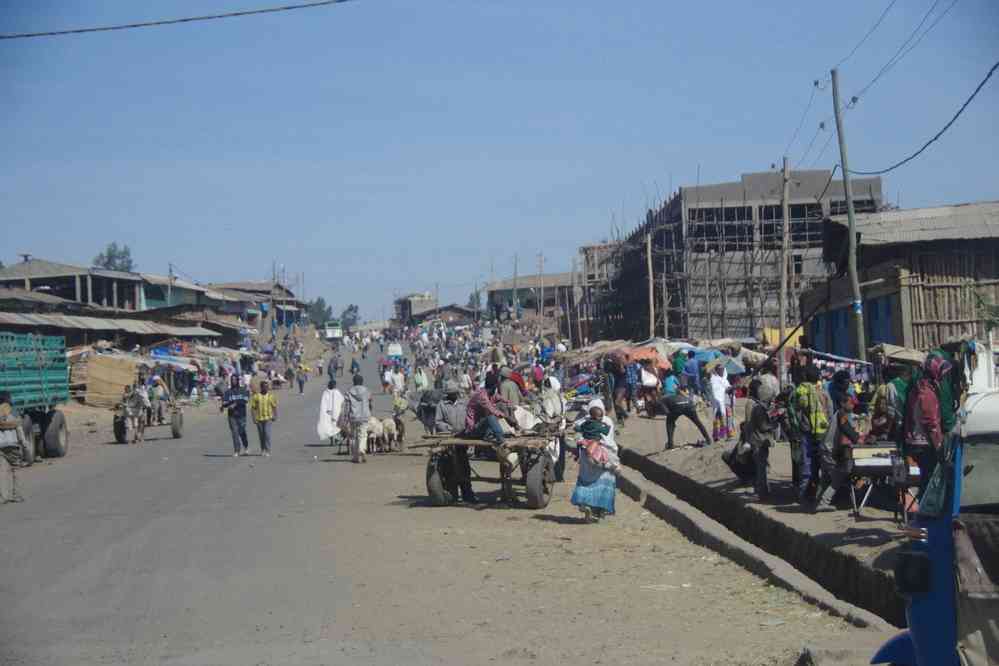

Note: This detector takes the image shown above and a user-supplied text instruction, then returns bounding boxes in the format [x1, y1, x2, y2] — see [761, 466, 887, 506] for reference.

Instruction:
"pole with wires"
[831, 68, 867, 362]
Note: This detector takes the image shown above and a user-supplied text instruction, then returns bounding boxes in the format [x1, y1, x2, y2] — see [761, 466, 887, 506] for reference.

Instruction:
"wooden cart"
[418, 432, 558, 509]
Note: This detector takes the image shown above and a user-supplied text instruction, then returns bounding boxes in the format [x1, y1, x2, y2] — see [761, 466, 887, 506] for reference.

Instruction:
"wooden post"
[646, 233, 655, 339]
[779, 156, 790, 386]
[831, 68, 867, 361]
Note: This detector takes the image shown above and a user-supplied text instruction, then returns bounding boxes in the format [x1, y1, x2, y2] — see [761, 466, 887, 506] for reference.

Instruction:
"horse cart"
[419, 423, 562, 509]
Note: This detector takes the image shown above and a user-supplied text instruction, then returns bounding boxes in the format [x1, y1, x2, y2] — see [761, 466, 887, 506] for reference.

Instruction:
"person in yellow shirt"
[250, 380, 279, 457]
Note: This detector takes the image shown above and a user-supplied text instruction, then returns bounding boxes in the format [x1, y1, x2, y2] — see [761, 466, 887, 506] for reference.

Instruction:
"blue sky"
[2, 0, 997, 319]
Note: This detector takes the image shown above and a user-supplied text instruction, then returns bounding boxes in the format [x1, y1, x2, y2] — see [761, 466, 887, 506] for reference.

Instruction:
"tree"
[340, 304, 360, 330]
[93, 242, 136, 272]
[307, 297, 333, 325]
[467, 289, 481, 311]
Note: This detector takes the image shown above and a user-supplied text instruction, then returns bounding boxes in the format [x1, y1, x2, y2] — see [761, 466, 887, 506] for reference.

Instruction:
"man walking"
[250, 380, 278, 457]
[221, 375, 250, 457]
[346, 374, 373, 463]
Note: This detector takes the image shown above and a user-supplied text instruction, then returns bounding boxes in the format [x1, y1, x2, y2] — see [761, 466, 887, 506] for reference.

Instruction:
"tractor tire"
[426, 453, 456, 506]
[170, 411, 184, 439]
[113, 416, 129, 444]
[525, 454, 554, 509]
[43, 410, 68, 458]
[19, 415, 35, 466]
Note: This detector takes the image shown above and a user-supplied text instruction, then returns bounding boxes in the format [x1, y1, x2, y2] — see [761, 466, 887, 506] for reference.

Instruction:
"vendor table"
[851, 443, 920, 522]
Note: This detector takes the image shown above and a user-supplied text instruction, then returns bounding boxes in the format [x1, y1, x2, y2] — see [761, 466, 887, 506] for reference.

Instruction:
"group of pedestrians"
[221, 376, 278, 458]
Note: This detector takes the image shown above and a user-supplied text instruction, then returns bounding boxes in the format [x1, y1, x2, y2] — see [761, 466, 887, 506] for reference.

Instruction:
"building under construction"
[602, 169, 883, 341]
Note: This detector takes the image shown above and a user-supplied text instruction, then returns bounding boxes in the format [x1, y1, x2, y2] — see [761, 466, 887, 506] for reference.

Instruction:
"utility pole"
[831, 68, 867, 362]
[571, 256, 583, 347]
[645, 233, 655, 339]
[512, 254, 519, 319]
[779, 156, 790, 386]
[434, 282, 440, 311]
[537, 252, 544, 322]
[167, 262, 173, 304]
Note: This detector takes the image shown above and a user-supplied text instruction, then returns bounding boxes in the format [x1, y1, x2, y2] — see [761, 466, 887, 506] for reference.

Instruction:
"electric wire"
[851, 0, 958, 104]
[849, 59, 998, 175]
[782, 83, 817, 157]
[0, 0, 354, 41]
[833, 0, 901, 70]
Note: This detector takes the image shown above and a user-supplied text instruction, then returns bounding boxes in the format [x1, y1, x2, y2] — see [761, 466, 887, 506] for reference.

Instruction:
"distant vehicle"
[323, 320, 343, 341]
[386, 343, 403, 359]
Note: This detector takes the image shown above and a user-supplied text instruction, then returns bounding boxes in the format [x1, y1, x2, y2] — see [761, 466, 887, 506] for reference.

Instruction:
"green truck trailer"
[0, 332, 70, 463]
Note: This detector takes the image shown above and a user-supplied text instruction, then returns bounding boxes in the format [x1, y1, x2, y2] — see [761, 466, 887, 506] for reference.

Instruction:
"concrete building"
[0, 258, 145, 311]
[394, 293, 436, 325]
[607, 169, 882, 341]
[485, 272, 576, 320]
[801, 201, 999, 356]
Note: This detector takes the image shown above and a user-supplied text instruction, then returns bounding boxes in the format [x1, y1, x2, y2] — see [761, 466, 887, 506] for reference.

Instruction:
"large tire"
[113, 416, 129, 444]
[525, 454, 554, 509]
[170, 411, 184, 439]
[44, 410, 68, 458]
[20, 415, 35, 465]
[426, 453, 456, 506]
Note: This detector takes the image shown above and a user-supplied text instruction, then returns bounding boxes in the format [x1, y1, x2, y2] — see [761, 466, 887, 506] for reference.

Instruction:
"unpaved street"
[1, 356, 862, 665]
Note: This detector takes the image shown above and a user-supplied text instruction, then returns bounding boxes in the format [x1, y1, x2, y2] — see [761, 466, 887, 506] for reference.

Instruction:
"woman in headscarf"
[904, 355, 952, 494]
[570, 398, 620, 523]
[317, 380, 345, 445]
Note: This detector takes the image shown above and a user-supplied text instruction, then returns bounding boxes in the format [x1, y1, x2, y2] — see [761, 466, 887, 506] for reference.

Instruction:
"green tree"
[467, 290, 481, 311]
[340, 304, 360, 330]
[93, 242, 136, 272]
[307, 297, 334, 325]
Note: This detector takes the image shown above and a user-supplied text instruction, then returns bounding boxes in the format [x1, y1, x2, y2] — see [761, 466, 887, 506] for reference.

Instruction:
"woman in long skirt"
[570, 399, 620, 522]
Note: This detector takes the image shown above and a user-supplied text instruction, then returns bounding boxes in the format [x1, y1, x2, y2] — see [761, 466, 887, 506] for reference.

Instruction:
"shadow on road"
[532, 514, 588, 525]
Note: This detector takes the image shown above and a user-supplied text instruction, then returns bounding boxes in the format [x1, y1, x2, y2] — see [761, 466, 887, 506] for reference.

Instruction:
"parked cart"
[418, 423, 562, 509]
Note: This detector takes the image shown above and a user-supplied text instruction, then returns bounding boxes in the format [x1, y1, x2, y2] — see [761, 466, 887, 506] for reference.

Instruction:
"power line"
[796, 121, 826, 167]
[851, 0, 958, 104]
[809, 130, 836, 168]
[849, 59, 998, 176]
[0, 0, 354, 41]
[783, 2, 896, 158]
[833, 0, 901, 70]
[782, 82, 818, 156]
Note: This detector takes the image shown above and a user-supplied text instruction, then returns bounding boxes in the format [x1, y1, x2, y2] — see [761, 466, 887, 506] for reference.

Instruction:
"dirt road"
[0, 353, 870, 665]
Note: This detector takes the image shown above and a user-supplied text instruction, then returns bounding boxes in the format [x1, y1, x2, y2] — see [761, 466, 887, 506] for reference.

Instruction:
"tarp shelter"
[869, 343, 926, 365]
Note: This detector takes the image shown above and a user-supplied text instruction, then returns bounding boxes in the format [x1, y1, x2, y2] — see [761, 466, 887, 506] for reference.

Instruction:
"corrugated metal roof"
[0, 312, 220, 337]
[0, 287, 75, 305]
[89, 268, 142, 281]
[0, 258, 88, 280]
[829, 201, 999, 246]
[140, 273, 206, 292]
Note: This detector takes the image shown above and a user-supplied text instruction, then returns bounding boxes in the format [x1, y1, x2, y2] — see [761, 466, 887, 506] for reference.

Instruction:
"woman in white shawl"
[317, 380, 345, 444]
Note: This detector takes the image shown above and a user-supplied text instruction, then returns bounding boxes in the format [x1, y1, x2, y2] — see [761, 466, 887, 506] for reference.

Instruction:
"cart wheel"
[113, 416, 129, 444]
[525, 454, 554, 509]
[426, 453, 456, 506]
[170, 411, 184, 439]
[20, 415, 34, 466]
[43, 410, 68, 458]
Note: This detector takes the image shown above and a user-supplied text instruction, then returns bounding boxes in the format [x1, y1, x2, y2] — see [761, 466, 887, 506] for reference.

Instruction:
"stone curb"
[618, 446, 905, 627]
[615, 462, 894, 634]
